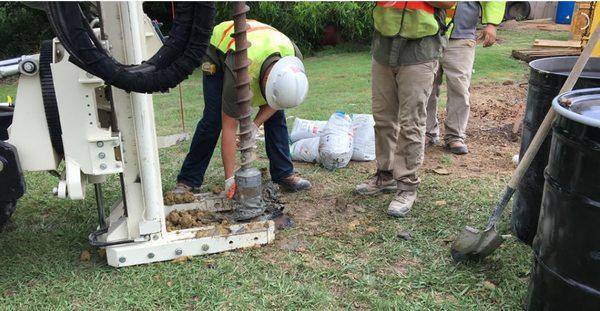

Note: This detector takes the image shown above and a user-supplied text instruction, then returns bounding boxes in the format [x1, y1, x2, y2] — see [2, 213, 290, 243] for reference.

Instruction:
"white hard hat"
[265, 56, 309, 110]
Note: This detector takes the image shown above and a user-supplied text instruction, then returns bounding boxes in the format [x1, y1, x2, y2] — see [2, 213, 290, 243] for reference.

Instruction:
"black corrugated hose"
[45, 2, 215, 93]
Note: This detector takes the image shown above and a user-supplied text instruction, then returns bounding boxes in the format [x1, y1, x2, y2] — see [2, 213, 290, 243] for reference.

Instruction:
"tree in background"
[0, 3, 53, 59]
[0, 2, 374, 59]
[146, 2, 374, 54]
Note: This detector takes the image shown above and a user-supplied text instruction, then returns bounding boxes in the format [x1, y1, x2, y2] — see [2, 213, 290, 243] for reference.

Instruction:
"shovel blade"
[451, 226, 483, 262]
[450, 226, 505, 262]
[472, 229, 504, 258]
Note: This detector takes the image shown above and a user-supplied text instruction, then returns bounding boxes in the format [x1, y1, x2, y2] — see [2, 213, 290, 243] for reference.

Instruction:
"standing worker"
[425, 2, 505, 154]
[355, 1, 455, 217]
[174, 20, 311, 196]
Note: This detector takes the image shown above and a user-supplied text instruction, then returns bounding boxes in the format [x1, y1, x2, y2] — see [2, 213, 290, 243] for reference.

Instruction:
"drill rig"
[0, 2, 279, 267]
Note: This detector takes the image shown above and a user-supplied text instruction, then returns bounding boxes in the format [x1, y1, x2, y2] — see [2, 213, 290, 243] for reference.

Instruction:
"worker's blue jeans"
[177, 71, 294, 187]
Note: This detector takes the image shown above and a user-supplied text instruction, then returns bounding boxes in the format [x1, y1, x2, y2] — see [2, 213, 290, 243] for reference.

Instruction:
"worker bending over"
[355, 1, 454, 217]
[174, 20, 311, 196]
[426, 1, 505, 154]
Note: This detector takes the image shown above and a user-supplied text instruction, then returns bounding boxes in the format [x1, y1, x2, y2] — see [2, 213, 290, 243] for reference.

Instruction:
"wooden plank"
[512, 48, 581, 62]
[533, 39, 582, 48]
[511, 49, 533, 62]
[514, 48, 579, 54]
[531, 46, 581, 52]
[522, 18, 553, 23]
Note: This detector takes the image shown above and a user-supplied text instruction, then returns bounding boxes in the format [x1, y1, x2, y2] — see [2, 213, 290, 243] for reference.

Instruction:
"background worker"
[355, 1, 454, 217]
[425, 1, 505, 154]
[174, 20, 311, 196]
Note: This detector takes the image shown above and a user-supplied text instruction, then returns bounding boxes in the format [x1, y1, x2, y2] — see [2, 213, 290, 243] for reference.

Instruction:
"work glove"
[225, 177, 236, 199]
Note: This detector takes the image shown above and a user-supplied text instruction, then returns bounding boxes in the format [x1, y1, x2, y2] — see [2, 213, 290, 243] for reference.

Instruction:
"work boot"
[446, 141, 469, 155]
[172, 182, 200, 194]
[354, 171, 397, 195]
[387, 190, 417, 217]
[275, 174, 312, 192]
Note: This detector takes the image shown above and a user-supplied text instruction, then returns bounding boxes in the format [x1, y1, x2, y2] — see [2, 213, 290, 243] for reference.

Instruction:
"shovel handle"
[484, 26, 600, 231]
[508, 25, 600, 189]
[486, 186, 516, 229]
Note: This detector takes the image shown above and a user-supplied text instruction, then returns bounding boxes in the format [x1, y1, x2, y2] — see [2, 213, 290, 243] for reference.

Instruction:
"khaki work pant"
[372, 58, 437, 191]
[426, 39, 476, 144]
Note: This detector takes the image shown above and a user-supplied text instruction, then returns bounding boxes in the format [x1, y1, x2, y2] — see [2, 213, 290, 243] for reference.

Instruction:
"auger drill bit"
[231, 2, 265, 220]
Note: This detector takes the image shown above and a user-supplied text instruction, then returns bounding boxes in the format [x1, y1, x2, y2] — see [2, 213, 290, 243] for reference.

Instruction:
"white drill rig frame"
[4, 2, 274, 267]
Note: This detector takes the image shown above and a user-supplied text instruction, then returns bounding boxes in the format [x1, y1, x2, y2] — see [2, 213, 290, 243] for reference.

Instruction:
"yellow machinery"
[573, 2, 600, 56]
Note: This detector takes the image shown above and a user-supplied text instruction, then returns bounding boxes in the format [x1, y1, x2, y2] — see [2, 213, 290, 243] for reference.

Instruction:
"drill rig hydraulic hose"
[44, 2, 215, 93]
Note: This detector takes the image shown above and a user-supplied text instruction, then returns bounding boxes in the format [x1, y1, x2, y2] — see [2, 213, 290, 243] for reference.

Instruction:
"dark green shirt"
[371, 8, 447, 66]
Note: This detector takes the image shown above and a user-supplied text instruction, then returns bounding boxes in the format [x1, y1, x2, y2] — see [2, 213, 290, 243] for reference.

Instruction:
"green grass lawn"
[0, 28, 568, 310]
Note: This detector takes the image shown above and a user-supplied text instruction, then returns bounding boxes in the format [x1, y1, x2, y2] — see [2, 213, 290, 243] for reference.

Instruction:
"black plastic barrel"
[0, 109, 13, 141]
[526, 88, 600, 310]
[511, 56, 600, 246]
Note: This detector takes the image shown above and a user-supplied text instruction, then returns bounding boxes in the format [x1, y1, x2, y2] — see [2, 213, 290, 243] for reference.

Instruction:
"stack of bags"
[289, 112, 376, 170]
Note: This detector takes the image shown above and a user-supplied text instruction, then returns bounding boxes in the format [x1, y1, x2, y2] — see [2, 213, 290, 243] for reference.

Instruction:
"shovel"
[450, 25, 600, 262]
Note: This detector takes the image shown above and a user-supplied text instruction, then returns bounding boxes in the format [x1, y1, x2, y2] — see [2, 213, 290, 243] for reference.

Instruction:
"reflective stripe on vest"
[377, 1, 434, 14]
[209, 21, 296, 108]
[445, 4, 456, 36]
[446, 8, 456, 19]
[373, 1, 440, 39]
[211, 20, 278, 52]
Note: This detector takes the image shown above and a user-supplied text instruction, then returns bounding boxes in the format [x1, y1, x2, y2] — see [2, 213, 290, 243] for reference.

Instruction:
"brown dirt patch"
[423, 81, 526, 178]
[284, 81, 526, 234]
[285, 193, 370, 237]
[291, 82, 525, 182]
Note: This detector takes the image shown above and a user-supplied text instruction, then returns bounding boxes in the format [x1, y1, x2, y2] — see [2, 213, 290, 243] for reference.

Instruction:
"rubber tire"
[504, 2, 531, 21]
[0, 200, 16, 229]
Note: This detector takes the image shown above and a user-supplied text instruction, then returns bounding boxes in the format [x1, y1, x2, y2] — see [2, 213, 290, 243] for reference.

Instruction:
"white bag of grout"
[290, 137, 320, 163]
[290, 118, 327, 143]
[319, 112, 354, 170]
[351, 114, 376, 161]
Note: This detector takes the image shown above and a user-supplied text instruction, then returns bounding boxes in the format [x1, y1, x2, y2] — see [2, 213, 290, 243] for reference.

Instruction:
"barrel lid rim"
[553, 88, 600, 128]
[530, 56, 600, 79]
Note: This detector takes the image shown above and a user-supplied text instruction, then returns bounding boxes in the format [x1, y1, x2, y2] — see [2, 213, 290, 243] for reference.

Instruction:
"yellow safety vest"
[210, 20, 296, 108]
[373, 1, 440, 39]
[444, 2, 506, 37]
